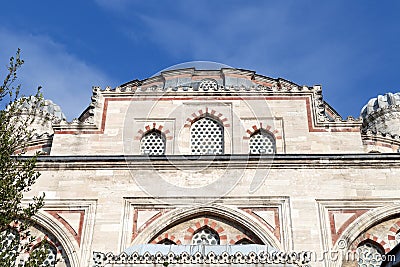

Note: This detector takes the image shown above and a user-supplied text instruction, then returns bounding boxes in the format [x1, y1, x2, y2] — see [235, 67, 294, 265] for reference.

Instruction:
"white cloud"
[92, 1, 394, 117]
[0, 28, 112, 120]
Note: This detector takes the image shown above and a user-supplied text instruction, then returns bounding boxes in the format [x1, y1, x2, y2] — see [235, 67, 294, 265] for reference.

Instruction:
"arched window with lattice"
[32, 243, 58, 267]
[249, 129, 275, 154]
[357, 240, 384, 267]
[140, 130, 166, 155]
[191, 227, 220, 245]
[0, 229, 19, 260]
[190, 117, 224, 155]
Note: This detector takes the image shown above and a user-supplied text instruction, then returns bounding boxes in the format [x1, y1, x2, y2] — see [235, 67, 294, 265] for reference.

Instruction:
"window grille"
[140, 131, 165, 155]
[357, 242, 383, 267]
[1, 230, 17, 248]
[249, 130, 275, 154]
[191, 228, 220, 245]
[190, 117, 223, 155]
[199, 79, 218, 91]
[38, 244, 57, 267]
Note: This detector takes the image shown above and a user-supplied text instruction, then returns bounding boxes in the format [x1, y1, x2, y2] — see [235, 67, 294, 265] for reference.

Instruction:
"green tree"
[0, 49, 48, 266]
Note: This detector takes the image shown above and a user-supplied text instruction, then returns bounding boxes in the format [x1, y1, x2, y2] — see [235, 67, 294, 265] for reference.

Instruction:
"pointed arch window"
[190, 117, 224, 155]
[191, 227, 220, 245]
[140, 130, 166, 155]
[357, 240, 384, 267]
[249, 129, 275, 154]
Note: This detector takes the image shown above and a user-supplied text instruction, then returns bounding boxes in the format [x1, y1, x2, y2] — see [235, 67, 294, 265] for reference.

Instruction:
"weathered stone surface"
[21, 68, 400, 267]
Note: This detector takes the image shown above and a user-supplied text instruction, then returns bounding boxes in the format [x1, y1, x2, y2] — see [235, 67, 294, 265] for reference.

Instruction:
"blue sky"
[1, 1, 399, 119]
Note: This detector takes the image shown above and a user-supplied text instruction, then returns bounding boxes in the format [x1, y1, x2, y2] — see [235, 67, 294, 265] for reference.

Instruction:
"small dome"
[361, 92, 400, 118]
[41, 99, 66, 120]
[361, 92, 400, 138]
[16, 96, 66, 121]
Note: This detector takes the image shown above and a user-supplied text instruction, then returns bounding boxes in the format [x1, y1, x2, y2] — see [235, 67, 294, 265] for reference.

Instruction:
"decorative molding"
[183, 218, 227, 244]
[151, 232, 182, 245]
[244, 124, 281, 140]
[183, 107, 229, 128]
[46, 210, 85, 246]
[362, 133, 400, 151]
[328, 209, 369, 245]
[317, 199, 400, 267]
[92, 249, 311, 266]
[53, 68, 362, 135]
[27, 154, 400, 171]
[131, 208, 169, 241]
[350, 233, 391, 253]
[135, 122, 173, 140]
[27, 199, 97, 267]
[18, 136, 53, 155]
[388, 220, 400, 242]
[241, 207, 281, 241]
[119, 197, 291, 252]
[53, 95, 360, 136]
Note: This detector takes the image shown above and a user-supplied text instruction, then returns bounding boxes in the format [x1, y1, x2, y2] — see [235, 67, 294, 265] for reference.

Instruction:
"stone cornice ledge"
[17, 153, 400, 170]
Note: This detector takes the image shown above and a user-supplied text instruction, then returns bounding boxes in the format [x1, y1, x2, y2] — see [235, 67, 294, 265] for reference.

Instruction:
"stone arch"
[350, 233, 390, 253]
[131, 204, 283, 250]
[184, 218, 226, 244]
[243, 124, 281, 140]
[135, 123, 172, 140]
[388, 220, 400, 242]
[32, 210, 80, 267]
[183, 108, 229, 128]
[150, 232, 181, 245]
[331, 205, 400, 267]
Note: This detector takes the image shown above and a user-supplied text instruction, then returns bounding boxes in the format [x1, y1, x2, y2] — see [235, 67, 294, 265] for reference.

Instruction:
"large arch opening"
[131, 205, 282, 250]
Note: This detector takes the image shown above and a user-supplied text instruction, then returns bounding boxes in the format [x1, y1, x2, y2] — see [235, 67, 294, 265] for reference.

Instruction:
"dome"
[361, 92, 400, 118]
[361, 92, 400, 137]
[16, 96, 66, 121]
[41, 99, 66, 120]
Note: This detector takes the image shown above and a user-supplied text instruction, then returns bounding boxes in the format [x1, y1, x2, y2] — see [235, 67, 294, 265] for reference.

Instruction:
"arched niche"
[131, 204, 283, 250]
[32, 210, 80, 267]
[332, 204, 400, 267]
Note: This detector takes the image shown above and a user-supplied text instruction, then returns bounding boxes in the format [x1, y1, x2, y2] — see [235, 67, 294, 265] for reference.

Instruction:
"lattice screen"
[249, 130, 275, 154]
[191, 228, 220, 245]
[140, 131, 165, 155]
[190, 117, 223, 155]
[357, 242, 383, 267]
[199, 79, 218, 91]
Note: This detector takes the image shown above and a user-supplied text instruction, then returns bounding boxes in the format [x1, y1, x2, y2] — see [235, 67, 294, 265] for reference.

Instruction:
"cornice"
[21, 154, 400, 170]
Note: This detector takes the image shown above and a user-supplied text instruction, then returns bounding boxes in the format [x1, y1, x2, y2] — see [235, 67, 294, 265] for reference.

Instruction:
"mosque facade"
[21, 68, 400, 267]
